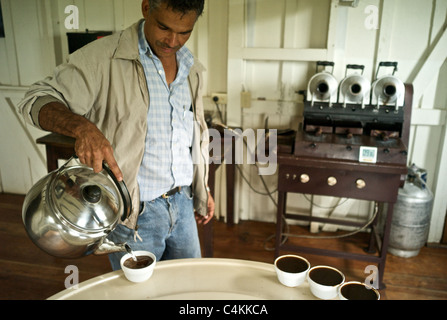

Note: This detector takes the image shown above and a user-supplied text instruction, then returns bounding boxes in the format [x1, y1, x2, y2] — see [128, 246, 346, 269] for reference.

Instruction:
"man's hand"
[74, 123, 123, 181]
[39, 102, 123, 181]
[195, 190, 215, 225]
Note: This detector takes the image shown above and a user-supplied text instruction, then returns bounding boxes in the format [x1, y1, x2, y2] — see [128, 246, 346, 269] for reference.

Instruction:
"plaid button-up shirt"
[137, 21, 194, 201]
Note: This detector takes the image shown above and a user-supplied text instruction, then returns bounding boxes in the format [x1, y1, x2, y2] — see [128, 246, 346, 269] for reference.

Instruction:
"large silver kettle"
[22, 156, 132, 259]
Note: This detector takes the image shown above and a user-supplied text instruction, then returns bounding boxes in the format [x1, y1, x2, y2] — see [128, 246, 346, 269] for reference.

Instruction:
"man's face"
[142, 0, 198, 60]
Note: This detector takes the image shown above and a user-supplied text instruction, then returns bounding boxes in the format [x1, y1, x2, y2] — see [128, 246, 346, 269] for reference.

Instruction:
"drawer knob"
[327, 176, 337, 186]
[300, 174, 310, 183]
[356, 179, 366, 189]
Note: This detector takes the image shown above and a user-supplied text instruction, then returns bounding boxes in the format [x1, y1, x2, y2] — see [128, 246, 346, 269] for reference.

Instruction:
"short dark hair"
[149, 0, 205, 17]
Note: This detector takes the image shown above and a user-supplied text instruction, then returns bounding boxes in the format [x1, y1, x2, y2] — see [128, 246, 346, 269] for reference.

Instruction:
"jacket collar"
[113, 19, 143, 61]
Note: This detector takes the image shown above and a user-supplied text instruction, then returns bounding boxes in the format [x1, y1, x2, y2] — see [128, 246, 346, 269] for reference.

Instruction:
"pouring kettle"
[22, 156, 132, 259]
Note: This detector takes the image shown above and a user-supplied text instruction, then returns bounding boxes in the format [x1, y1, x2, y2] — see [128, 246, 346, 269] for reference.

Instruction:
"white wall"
[0, 0, 446, 242]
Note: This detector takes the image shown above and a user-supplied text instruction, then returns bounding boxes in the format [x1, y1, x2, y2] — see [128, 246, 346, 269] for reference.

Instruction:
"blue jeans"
[107, 186, 201, 270]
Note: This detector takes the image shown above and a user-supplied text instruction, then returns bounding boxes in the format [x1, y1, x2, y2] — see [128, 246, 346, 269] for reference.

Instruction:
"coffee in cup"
[307, 265, 345, 299]
[338, 281, 380, 300]
[120, 250, 156, 283]
[123, 255, 154, 269]
[274, 255, 310, 287]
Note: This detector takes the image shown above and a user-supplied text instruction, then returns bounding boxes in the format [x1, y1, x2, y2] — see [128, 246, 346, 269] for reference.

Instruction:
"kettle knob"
[82, 185, 102, 203]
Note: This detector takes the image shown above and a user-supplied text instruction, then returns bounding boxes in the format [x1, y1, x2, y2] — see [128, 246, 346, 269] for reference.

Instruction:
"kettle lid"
[49, 162, 122, 231]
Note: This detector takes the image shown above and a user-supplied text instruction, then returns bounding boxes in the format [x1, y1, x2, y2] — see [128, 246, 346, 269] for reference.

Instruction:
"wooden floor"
[1, 193, 447, 300]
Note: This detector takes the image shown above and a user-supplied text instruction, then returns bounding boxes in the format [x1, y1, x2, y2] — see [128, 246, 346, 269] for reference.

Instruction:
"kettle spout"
[93, 238, 127, 255]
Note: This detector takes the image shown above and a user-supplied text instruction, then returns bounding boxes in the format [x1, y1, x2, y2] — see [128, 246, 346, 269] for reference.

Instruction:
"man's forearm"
[38, 102, 96, 139]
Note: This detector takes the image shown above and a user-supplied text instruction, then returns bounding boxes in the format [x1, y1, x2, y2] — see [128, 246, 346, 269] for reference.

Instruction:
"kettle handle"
[102, 162, 132, 222]
[67, 155, 132, 221]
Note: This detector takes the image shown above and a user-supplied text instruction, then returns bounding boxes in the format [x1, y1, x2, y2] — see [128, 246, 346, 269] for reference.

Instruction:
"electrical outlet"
[211, 93, 227, 104]
[241, 91, 251, 108]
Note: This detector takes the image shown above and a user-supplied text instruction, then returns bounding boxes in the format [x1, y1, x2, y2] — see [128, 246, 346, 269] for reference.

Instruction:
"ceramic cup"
[120, 250, 156, 283]
[307, 265, 345, 299]
[338, 281, 380, 300]
[274, 255, 311, 287]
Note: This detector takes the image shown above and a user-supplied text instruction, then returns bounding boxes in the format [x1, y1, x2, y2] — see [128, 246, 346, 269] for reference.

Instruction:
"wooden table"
[273, 85, 413, 289]
[36, 133, 76, 172]
[274, 153, 407, 289]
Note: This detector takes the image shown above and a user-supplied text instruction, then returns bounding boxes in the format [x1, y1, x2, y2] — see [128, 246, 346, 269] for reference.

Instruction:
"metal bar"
[279, 243, 381, 264]
[284, 213, 368, 228]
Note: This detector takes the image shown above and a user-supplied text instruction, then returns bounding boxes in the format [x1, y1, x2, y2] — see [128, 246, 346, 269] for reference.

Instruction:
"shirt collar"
[138, 20, 151, 56]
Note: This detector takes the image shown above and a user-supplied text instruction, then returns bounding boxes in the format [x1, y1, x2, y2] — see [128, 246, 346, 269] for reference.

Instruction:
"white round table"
[48, 258, 317, 300]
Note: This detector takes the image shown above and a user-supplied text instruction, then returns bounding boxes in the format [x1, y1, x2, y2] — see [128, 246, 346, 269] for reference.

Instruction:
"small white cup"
[274, 255, 310, 287]
[338, 281, 380, 300]
[307, 265, 345, 299]
[120, 250, 156, 283]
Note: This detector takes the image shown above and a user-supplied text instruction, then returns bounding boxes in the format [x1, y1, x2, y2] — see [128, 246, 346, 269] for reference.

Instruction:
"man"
[18, 0, 214, 270]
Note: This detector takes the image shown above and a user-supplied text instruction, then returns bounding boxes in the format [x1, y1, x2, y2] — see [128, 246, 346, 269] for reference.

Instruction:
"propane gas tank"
[388, 165, 433, 258]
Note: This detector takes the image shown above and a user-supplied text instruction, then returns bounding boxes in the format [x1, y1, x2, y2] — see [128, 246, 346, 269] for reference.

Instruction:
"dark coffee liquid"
[123, 255, 153, 269]
[309, 267, 343, 286]
[341, 283, 378, 300]
[276, 256, 309, 273]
